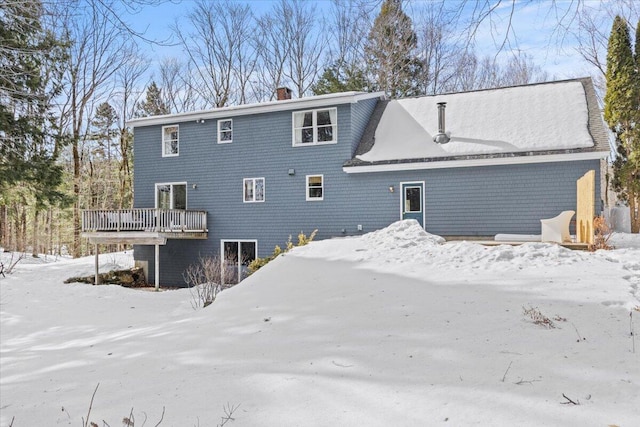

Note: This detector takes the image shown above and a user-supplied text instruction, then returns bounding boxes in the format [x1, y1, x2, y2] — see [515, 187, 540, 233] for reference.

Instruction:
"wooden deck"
[81, 208, 207, 240]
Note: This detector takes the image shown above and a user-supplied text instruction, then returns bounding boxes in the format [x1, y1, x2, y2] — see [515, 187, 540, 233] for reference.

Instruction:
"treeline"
[1, 0, 638, 257]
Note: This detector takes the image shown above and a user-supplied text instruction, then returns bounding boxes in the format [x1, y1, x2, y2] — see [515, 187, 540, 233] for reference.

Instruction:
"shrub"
[248, 229, 317, 274]
[183, 255, 230, 308]
[589, 215, 613, 251]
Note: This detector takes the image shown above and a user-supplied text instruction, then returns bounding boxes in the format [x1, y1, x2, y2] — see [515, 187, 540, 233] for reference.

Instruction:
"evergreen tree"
[364, 0, 421, 98]
[311, 62, 370, 95]
[135, 81, 170, 117]
[91, 102, 119, 161]
[0, 0, 69, 208]
[604, 16, 639, 233]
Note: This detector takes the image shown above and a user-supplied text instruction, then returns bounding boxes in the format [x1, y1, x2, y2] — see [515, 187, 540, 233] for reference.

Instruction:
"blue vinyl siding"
[350, 97, 378, 155]
[133, 100, 601, 286]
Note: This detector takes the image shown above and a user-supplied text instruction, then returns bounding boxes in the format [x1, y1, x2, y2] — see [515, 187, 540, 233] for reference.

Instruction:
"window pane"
[301, 127, 313, 143]
[220, 131, 232, 142]
[220, 120, 232, 131]
[309, 176, 322, 185]
[244, 179, 254, 201]
[302, 111, 313, 127]
[405, 187, 421, 212]
[240, 242, 256, 267]
[173, 184, 186, 209]
[317, 110, 332, 125]
[317, 125, 334, 142]
[224, 241, 238, 261]
[255, 178, 264, 201]
[309, 187, 323, 198]
[157, 185, 171, 209]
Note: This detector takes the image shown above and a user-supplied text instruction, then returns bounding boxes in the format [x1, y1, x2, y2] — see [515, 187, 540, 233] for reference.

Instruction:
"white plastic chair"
[540, 210, 575, 243]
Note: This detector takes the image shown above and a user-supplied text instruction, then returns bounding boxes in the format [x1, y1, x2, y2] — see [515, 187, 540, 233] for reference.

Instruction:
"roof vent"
[433, 102, 450, 144]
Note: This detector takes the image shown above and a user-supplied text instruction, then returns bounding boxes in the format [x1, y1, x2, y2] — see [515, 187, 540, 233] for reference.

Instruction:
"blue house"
[81, 78, 609, 287]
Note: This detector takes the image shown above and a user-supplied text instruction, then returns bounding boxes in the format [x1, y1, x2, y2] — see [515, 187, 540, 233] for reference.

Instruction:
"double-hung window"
[292, 108, 337, 146]
[306, 175, 323, 201]
[243, 178, 265, 203]
[218, 119, 232, 143]
[162, 125, 179, 157]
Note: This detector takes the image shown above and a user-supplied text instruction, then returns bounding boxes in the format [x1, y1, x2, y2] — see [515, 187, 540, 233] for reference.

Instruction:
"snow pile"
[2, 224, 639, 427]
[610, 231, 640, 249]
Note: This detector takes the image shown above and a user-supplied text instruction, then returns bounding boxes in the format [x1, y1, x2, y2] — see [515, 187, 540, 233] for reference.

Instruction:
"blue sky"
[128, 0, 616, 82]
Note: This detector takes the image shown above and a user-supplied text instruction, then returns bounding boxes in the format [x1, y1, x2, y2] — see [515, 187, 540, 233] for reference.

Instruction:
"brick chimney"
[276, 87, 292, 101]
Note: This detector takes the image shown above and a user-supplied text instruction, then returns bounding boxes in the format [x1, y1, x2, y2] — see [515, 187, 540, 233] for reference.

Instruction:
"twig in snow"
[514, 378, 541, 385]
[332, 360, 354, 368]
[561, 393, 580, 405]
[82, 383, 100, 427]
[501, 361, 513, 382]
[8, 416, 14, 427]
[122, 407, 135, 426]
[522, 306, 556, 328]
[153, 406, 165, 427]
[631, 311, 635, 353]
[571, 322, 586, 342]
[218, 403, 240, 427]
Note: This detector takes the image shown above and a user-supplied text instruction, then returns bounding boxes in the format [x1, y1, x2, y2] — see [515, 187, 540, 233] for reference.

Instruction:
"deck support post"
[155, 244, 160, 291]
[94, 244, 101, 285]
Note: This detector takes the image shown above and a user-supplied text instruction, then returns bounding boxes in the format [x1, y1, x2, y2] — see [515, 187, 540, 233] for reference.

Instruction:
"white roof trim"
[127, 92, 385, 128]
[343, 151, 609, 174]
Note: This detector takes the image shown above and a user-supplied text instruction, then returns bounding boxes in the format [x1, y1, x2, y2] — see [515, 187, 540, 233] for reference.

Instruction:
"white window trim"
[217, 118, 233, 144]
[399, 181, 425, 228]
[155, 182, 187, 209]
[243, 177, 265, 203]
[292, 107, 338, 147]
[162, 124, 179, 157]
[306, 174, 324, 201]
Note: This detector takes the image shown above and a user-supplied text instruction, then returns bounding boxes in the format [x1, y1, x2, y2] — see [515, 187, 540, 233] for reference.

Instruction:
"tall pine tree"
[0, 0, 70, 246]
[604, 16, 640, 233]
[136, 81, 170, 117]
[364, 0, 421, 98]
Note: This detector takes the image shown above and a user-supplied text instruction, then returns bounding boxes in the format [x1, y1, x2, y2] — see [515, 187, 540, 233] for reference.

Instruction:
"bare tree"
[56, 0, 140, 257]
[113, 53, 148, 208]
[254, 2, 295, 100]
[327, 0, 377, 72]
[174, 0, 257, 108]
[158, 57, 199, 113]
[412, 1, 464, 95]
[284, 1, 326, 97]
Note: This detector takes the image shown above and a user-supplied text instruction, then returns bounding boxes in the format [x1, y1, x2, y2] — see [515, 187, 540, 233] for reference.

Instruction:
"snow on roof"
[357, 80, 594, 162]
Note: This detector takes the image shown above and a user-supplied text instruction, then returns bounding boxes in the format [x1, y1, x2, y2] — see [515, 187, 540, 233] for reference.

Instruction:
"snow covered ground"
[1, 221, 639, 426]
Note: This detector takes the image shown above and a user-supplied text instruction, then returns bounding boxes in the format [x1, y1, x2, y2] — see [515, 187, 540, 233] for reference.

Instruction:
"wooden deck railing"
[82, 209, 207, 233]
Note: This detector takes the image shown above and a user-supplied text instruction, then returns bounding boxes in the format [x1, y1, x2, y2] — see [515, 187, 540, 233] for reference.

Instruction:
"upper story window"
[162, 125, 179, 157]
[243, 178, 265, 203]
[306, 175, 323, 201]
[293, 108, 337, 146]
[218, 119, 232, 143]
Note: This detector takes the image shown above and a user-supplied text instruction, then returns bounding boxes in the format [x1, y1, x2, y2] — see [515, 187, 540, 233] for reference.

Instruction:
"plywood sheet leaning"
[576, 170, 595, 244]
